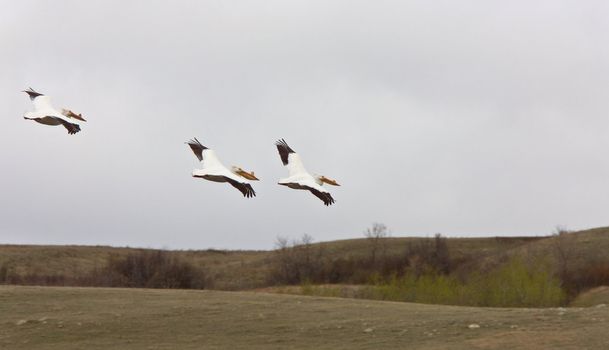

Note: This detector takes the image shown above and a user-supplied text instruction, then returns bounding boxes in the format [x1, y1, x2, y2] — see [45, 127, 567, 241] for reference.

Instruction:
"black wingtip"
[23, 87, 44, 100]
[186, 137, 207, 162]
[274, 138, 293, 151]
[244, 184, 256, 198]
[64, 122, 81, 135]
[275, 138, 295, 166]
[186, 137, 207, 149]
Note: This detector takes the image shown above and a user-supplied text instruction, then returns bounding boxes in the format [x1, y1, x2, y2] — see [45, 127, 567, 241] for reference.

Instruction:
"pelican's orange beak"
[236, 169, 260, 181]
[71, 113, 87, 122]
[62, 109, 87, 122]
[320, 176, 340, 186]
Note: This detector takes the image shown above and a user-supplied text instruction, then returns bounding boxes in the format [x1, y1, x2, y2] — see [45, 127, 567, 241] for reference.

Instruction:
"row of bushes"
[0, 250, 211, 289]
[266, 234, 453, 286]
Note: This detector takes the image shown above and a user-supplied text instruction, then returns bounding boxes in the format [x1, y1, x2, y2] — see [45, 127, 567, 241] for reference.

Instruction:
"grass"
[1, 285, 608, 349]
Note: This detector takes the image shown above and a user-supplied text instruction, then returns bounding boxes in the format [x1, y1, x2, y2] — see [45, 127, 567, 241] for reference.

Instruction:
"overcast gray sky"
[1, 1, 608, 250]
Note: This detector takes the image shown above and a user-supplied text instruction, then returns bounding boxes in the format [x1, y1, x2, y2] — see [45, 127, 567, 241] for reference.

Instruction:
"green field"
[1, 286, 608, 349]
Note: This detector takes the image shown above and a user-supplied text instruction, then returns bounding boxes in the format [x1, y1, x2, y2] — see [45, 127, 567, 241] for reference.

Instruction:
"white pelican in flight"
[275, 139, 340, 206]
[187, 138, 259, 198]
[22, 88, 86, 135]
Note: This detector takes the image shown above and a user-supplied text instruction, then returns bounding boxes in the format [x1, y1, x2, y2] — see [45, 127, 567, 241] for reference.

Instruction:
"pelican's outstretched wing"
[23, 88, 54, 112]
[275, 138, 307, 176]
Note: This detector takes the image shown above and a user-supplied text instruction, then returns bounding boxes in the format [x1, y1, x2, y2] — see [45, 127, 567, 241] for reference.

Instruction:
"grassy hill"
[0, 235, 545, 288]
[1, 285, 609, 350]
[2, 227, 609, 305]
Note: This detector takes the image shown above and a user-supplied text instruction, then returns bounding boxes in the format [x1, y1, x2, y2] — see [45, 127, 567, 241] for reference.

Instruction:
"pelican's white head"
[231, 166, 260, 181]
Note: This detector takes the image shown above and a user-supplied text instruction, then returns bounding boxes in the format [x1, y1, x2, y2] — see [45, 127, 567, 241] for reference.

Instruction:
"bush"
[562, 261, 609, 298]
[471, 258, 565, 307]
[0, 263, 8, 283]
[87, 250, 209, 289]
[267, 235, 325, 285]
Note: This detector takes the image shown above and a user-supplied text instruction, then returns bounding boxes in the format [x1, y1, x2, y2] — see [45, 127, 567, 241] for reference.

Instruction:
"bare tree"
[300, 233, 314, 246]
[275, 236, 290, 250]
[364, 223, 389, 264]
[552, 226, 574, 287]
[296, 234, 315, 281]
[273, 236, 296, 284]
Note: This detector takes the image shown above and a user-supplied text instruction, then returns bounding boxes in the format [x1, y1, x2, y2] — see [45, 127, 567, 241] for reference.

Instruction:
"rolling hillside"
[0, 235, 543, 290]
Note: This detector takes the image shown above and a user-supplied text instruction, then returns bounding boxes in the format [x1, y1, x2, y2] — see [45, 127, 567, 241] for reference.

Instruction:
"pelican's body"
[22, 88, 85, 135]
[187, 138, 258, 198]
[275, 139, 339, 206]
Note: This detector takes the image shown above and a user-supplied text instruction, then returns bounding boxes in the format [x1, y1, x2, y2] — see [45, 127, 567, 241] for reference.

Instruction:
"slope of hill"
[571, 286, 609, 307]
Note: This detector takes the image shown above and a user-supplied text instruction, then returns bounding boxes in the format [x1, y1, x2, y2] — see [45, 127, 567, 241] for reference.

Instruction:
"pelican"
[186, 138, 258, 198]
[275, 139, 340, 206]
[22, 88, 85, 135]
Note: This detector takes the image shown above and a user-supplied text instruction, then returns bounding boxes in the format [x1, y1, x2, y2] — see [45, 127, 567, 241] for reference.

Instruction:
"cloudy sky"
[1, 1, 608, 249]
